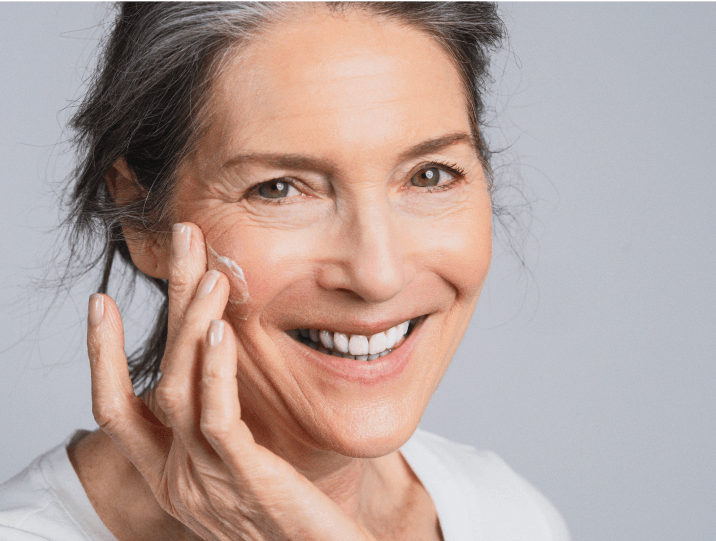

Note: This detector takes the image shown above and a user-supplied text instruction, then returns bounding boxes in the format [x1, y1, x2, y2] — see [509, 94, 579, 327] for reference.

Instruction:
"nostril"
[335, 288, 362, 299]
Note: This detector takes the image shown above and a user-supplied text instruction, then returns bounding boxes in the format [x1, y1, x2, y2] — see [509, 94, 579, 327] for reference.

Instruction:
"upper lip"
[286, 314, 425, 336]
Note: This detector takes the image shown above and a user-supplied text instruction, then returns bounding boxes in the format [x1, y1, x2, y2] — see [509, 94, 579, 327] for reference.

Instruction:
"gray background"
[1, 3, 714, 540]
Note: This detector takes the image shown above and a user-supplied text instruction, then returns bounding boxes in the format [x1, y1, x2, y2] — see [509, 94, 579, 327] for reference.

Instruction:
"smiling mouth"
[287, 317, 424, 361]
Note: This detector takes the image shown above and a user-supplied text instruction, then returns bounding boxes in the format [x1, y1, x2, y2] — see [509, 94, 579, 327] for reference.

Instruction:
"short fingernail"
[208, 320, 224, 347]
[196, 270, 220, 299]
[88, 294, 104, 326]
[172, 223, 191, 263]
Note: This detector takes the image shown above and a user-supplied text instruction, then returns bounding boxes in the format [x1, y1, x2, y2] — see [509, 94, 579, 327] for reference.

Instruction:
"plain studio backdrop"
[1, 3, 714, 540]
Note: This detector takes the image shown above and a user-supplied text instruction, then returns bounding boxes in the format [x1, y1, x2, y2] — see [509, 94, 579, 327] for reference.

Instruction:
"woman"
[0, 3, 569, 540]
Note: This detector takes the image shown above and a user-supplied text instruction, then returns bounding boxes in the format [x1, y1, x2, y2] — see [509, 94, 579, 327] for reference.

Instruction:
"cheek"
[208, 225, 315, 307]
[415, 199, 492, 302]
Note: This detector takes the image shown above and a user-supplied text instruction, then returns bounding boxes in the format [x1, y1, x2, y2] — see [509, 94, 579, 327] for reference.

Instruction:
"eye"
[256, 179, 300, 200]
[410, 166, 454, 188]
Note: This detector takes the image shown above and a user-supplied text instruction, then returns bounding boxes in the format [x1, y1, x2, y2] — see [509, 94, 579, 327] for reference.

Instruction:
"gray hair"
[66, 2, 505, 394]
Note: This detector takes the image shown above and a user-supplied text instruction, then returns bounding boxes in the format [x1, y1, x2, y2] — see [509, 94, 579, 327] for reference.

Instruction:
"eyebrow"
[223, 132, 477, 172]
[397, 132, 477, 163]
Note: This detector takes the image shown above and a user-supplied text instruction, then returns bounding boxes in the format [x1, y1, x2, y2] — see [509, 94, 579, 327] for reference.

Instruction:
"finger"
[200, 319, 256, 465]
[87, 293, 170, 490]
[165, 222, 207, 346]
[155, 270, 231, 452]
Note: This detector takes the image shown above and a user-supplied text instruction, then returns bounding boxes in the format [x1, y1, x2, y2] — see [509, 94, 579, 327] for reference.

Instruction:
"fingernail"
[88, 294, 104, 326]
[172, 223, 190, 263]
[208, 320, 224, 347]
[196, 270, 220, 299]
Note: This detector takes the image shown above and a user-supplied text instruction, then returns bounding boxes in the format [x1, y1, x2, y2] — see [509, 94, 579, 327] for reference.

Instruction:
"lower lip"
[293, 323, 423, 385]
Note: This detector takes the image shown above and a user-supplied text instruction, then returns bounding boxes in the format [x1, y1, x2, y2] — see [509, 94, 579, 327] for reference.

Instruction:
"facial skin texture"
[171, 6, 493, 471]
[75, 7, 496, 538]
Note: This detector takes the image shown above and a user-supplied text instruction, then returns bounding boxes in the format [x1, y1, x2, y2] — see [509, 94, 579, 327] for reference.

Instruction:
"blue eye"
[410, 167, 453, 188]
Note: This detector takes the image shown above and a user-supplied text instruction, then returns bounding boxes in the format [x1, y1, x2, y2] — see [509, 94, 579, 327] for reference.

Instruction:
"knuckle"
[92, 399, 122, 432]
[92, 392, 141, 433]
[155, 380, 187, 415]
[200, 415, 233, 443]
[202, 362, 228, 383]
[168, 276, 190, 295]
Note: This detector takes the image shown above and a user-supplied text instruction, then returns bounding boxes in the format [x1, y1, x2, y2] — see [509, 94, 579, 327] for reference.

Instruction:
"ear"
[105, 158, 169, 279]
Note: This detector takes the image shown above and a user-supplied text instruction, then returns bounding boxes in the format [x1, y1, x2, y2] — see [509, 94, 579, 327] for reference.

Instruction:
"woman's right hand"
[87, 223, 377, 541]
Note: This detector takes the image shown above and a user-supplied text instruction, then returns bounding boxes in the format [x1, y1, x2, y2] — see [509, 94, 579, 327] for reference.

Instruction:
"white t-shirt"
[0, 429, 569, 540]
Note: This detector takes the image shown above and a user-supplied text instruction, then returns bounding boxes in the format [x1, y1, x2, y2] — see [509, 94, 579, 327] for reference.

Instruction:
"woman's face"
[174, 9, 492, 458]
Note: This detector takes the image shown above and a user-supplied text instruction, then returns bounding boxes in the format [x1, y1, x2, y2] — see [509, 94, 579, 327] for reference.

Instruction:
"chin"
[306, 394, 427, 459]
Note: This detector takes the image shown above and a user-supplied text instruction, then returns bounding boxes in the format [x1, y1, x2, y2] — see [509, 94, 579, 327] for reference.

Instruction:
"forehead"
[203, 8, 473, 164]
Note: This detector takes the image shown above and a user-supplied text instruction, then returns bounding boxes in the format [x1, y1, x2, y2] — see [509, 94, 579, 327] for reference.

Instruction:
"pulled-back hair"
[67, 2, 505, 394]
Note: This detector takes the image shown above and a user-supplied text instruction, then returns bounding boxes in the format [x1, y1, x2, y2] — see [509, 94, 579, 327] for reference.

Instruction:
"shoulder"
[0, 432, 116, 541]
[402, 429, 570, 541]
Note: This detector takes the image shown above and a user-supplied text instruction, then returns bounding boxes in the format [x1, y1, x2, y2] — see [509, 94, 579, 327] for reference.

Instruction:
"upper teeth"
[297, 320, 412, 359]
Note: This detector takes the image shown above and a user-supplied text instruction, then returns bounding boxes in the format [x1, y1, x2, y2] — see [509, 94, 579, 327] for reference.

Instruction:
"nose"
[317, 196, 413, 303]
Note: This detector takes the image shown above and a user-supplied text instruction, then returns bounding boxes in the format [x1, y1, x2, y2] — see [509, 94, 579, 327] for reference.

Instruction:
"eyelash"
[409, 161, 467, 193]
[246, 179, 301, 205]
[249, 161, 467, 204]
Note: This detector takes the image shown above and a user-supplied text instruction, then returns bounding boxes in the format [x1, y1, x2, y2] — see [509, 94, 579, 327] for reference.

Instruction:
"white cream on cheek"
[207, 244, 250, 304]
